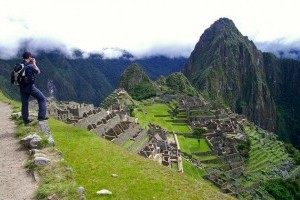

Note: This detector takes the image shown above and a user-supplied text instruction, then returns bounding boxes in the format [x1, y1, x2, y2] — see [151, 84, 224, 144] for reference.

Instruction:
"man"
[20, 51, 48, 125]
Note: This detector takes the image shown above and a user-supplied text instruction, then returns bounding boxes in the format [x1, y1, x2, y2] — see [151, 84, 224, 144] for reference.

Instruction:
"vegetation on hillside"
[119, 64, 158, 100]
[264, 178, 300, 200]
[129, 81, 157, 100]
[263, 53, 300, 149]
[166, 72, 199, 97]
[285, 143, 300, 165]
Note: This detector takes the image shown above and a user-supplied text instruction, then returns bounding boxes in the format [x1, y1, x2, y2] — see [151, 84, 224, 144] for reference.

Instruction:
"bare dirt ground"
[0, 101, 37, 200]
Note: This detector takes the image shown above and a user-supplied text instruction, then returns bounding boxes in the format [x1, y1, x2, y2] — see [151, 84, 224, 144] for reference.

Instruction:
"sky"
[0, 0, 299, 59]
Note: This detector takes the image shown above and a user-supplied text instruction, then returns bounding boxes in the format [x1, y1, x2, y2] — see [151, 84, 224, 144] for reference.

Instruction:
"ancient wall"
[92, 115, 122, 136]
[68, 104, 95, 118]
[75, 109, 108, 128]
[113, 123, 140, 146]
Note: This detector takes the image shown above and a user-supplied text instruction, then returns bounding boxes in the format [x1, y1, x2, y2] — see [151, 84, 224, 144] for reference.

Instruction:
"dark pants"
[20, 84, 47, 123]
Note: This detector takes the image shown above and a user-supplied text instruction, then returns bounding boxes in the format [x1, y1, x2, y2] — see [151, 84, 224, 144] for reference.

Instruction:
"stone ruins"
[30, 90, 183, 172]
[155, 95, 249, 197]
[140, 124, 183, 172]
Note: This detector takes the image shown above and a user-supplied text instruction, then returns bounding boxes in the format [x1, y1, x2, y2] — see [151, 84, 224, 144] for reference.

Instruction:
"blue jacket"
[20, 62, 38, 90]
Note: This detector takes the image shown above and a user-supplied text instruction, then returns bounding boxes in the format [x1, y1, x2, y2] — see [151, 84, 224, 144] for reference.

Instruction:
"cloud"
[256, 39, 300, 60]
[0, 0, 300, 59]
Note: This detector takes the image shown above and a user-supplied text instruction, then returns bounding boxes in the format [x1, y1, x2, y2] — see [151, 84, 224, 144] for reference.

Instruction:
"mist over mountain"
[0, 50, 185, 105]
[257, 41, 300, 60]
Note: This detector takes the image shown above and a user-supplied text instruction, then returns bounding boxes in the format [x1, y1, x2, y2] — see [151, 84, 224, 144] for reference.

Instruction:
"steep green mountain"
[184, 17, 276, 132]
[119, 64, 157, 100]
[0, 51, 185, 104]
[119, 63, 152, 90]
[165, 72, 199, 97]
[263, 53, 300, 147]
[183, 17, 300, 149]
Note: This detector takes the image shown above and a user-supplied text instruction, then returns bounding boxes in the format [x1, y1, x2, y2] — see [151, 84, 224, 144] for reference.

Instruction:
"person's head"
[22, 51, 34, 62]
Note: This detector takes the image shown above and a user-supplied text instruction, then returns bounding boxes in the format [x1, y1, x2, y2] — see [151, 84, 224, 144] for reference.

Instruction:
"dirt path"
[0, 101, 37, 200]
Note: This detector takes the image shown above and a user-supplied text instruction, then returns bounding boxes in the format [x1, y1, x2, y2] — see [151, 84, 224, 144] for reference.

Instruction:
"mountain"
[184, 18, 276, 131]
[119, 64, 201, 100]
[184, 18, 300, 148]
[263, 53, 300, 147]
[119, 63, 152, 90]
[278, 49, 300, 60]
[165, 72, 200, 97]
[0, 51, 186, 104]
[119, 64, 157, 100]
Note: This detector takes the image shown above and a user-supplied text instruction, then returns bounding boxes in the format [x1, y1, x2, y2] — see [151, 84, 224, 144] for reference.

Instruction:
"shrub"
[193, 128, 206, 137]
[285, 143, 300, 165]
[264, 178, 300, 200]
[129, 82, 157, 100]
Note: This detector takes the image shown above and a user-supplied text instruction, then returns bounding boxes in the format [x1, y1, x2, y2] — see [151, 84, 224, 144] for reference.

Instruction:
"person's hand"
[31, 58, 36, 65]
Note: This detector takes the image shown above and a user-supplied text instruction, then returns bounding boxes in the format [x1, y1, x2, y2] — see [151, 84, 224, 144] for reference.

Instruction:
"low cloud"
[256, 39, 300, 60]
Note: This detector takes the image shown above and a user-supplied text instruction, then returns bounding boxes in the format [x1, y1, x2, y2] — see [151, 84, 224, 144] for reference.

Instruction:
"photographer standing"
[20, 51, 48, 125]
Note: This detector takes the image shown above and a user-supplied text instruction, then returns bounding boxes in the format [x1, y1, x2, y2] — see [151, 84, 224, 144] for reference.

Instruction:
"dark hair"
[22, 51, 32, 59]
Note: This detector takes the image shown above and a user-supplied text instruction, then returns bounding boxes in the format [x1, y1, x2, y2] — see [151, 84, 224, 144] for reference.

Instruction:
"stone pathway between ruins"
[0, 101, 37, 200]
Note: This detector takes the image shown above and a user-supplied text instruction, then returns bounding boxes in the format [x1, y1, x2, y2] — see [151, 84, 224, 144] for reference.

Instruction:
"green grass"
[36, 157, 80, 199]
[171, 162, 178, 170]
[194, 154, 218, 161]
[182, 159, 207, 181]
[177, 136, 211, 154]
[0, 91, 20, 112]
[133, 103, 191, 133]
[129, 136, 149, 152]
[49, 119, 233, 200]
[122, 139, 135, 149]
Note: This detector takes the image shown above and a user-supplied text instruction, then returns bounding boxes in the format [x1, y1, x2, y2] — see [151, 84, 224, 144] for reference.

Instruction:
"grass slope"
[0, 90, 20, 112]
[133, 103, 191, 133]
[49, 119, 233, 200]
[177, 136, 211, 154]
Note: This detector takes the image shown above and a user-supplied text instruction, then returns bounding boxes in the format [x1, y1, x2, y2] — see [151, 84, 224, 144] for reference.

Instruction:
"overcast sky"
[0, 0, 299, 59]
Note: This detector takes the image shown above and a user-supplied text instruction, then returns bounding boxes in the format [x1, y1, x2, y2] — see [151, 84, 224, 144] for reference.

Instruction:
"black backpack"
[11, 63, 26, 86]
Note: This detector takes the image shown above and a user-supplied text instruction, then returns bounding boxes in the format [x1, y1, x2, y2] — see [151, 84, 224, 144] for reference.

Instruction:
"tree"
[167, 100, 179, 117]
[193, 128, 206, 137]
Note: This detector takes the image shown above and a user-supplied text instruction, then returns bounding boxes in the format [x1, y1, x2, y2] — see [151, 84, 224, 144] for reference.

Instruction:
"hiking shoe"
[38, 117, 49, 121]
[24, 119, 33, 125]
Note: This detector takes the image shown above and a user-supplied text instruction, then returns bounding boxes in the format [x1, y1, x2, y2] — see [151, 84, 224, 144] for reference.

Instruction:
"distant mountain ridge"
[184, 17, 300, 148]
[0, 51, 186, 104]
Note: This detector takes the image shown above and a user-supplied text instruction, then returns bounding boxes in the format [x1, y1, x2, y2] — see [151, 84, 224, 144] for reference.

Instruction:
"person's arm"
[31, 58, 41, 74]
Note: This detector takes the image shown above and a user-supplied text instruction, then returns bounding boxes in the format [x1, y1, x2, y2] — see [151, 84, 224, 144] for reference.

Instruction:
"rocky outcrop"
[21, 133, 42, 149]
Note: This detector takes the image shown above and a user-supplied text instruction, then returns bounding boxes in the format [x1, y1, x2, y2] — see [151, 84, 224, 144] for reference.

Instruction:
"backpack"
[11, 63, 26, 86]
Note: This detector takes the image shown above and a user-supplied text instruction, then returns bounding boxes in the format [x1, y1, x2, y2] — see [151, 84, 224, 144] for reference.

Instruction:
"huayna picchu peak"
[184, 17, 300, 149]
[184, 17, 276, 133]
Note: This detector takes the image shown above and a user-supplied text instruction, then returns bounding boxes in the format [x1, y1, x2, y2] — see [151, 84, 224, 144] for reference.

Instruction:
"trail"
[0, 101, 37, 200]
